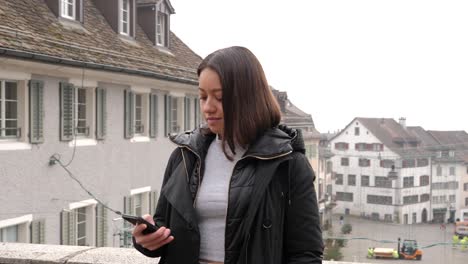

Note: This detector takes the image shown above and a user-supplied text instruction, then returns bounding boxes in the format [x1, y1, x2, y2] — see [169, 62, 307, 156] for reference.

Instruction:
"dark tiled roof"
[271, 87, 320, 139]
[0, 0, 201, 84]
[427, 130, 468, 162]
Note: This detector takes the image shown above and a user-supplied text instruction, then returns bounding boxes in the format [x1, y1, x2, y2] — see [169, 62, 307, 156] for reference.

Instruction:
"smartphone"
[121, 214, 159, 235]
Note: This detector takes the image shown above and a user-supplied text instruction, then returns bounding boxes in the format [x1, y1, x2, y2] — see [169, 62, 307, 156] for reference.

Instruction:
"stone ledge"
[0, 243, 369, 264]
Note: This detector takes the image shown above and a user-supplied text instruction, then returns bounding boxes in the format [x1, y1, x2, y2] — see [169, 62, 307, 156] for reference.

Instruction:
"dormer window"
[61, 0, 75, 20]
[120, 0, 130, 35]
[156, 12, 167, 46]
[137, 0, 175, 47]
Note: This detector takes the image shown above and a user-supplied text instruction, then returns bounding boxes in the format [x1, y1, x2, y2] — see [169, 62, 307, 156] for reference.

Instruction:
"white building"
[330, 118, 432, 224]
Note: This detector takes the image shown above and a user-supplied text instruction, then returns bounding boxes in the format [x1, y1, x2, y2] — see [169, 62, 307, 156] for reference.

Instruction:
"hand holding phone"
[127, 214, 175, 251]
[121, 214, 159, 235]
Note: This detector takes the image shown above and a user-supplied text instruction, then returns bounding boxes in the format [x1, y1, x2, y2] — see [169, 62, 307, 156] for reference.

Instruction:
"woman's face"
[199, 68, 224, 136]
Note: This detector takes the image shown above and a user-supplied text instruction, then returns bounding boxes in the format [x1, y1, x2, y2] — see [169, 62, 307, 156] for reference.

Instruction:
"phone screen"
[121, 214, 159, 234]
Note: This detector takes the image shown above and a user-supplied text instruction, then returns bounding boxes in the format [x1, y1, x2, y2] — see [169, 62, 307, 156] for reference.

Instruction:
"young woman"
[133, 46, 323, 264]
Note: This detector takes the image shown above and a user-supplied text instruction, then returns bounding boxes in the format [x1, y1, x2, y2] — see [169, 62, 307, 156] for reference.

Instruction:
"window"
[74, 87, 88, 136]
[336, 192, 353, 202]
[335, 174, 343, 185]
[0, 80, 19, 138]
[361, 175, 370, 186]
[417, 158, 428, 167]
[164, 95, 183, 135]
[124, 90, 151, 139]
[354, 127, 360, 135]
[447, 181, 459, 189]
[0, 225, 18, 242]
[341, 157, 349, 166]
[348, 174, 356, 186]
[305, 144, 317, 159]
[61, 200, 97, 246]
[326, 161, 332, 173]
[466, 198, 468, 206]
[367, 195, 392, 205]
[436, 165, 442, 176]
[420, 193, 430, 202]
[449, 195, 456, 203]
[120, 0, 130, 35]
[380, 159, 394, 168]
[403, 176, 414, 188]
[358, 158, 370, 167]
[171, 96, 178, 133]
[61, 0, 75, 20]
[76, 207, 86, 246]
[355, 143, 366, 151]
[403, 195, 418, 204]
[464, 183, 468, 191]
[420, 175, 429, 186]
[449, 167, 455, 176]
[375, 176, 392, 188]
[122, 188, 158, 247]
[134, 94, 144, 134]
[156, 12, 167, 46]
[334, 142, 349, 150]
[402, 159, 415, 168]
[373, 143, 384, 151]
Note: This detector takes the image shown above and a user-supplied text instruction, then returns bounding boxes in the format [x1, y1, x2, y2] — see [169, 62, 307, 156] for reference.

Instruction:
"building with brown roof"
[328, 117, 468, 224]
[0, 0, 202, 246]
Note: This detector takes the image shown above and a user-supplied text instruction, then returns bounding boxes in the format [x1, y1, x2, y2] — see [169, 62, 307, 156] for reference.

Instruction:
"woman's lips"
[206, 118, 222, 124]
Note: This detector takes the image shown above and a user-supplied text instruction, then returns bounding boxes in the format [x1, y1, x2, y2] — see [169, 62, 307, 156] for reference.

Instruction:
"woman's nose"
[203, 98, 216, 113]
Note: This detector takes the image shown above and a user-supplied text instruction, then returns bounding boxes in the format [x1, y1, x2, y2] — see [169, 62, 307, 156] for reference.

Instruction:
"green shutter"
[60, 82, 74, 141]
[194, 97, 200, 127]
[31, 218, 45, 244]
[29, 80, 44, 144]
[122, 196, 133, 247]
[149, 94, 158, 138]
[149, 190, 159, 215]
[124, 90, 134, 139]
[60, 210, 70, 245]
[96, 204, 108, 247]
[69, 210, 77, 245]
[184, 97, 191, 131]
[164, 94, 172, 136]
[96, 88, 107, 140]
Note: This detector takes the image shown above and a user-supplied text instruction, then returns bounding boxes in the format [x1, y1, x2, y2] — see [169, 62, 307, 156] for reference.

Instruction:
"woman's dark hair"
[197, 46, 281, 159]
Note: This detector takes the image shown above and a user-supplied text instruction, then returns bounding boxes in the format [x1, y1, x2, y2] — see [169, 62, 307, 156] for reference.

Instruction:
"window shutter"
[96, 88, 107, 140]
[164, 94, 172, 136]
[60, 210, 71, 245]
[29, 80, 44, 144]
[69, 210, 77, 245]
[184, 97, 191, 131]
[31, 218, 45, 244]
[60, 82, 74, 141]
[149, 94, 158, 138]
[124, 90, 134, 139]
[96, 204, 108, 247]
[194, 97, 200, 127]
[149, 190, 159, 215]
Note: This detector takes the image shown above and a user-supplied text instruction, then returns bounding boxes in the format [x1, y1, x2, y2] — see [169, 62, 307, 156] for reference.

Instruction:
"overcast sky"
[170, 0, 468, 133]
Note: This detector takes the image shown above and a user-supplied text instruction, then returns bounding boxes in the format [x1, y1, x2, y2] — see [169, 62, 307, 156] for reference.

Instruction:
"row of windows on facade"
[335, 142, 384, 151]
[0, 191, 156, 247]
[335, 192, 430, 205]
[0, 80, 200, 143]
[335, 174, 432, 188]
[53, 0, 171, 47]
[338, 157, 431, 168]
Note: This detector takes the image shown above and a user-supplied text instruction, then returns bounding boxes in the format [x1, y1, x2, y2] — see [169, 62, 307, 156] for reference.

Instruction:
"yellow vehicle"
[368, 238, 422, 260]
[398, 239, 422, 260]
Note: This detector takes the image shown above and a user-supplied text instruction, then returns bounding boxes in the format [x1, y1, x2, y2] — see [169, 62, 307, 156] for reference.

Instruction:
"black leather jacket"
[134, 125, 323, 264]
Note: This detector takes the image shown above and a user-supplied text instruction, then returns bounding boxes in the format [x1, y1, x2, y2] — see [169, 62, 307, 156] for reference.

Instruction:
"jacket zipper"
[223, 150, 293, 263]
[179, 146, 202, 207]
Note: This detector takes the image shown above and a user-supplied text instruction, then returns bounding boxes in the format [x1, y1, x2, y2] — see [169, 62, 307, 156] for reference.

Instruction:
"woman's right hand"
[132, 214, 174, 251]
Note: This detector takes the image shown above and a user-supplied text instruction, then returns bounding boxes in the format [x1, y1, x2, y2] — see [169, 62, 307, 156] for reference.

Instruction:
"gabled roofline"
[328, 117, 359, 142]
[0, 47, 198, 85]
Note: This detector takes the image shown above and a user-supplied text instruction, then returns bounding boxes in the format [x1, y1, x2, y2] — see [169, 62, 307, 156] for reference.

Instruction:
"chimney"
[399, 117, 406, 129]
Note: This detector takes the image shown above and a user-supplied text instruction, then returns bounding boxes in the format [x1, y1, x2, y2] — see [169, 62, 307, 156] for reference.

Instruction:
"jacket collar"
[169, 124, 303, 160]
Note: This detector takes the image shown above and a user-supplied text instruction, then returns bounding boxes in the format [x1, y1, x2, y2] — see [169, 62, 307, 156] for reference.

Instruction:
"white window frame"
[74, 87, 89, 137]
[120, 0, 130, 35]
[61, 0, 76, 20]
[156, 12, 167, 46]
[130, 186, 151, 216]
[69, 199, 97, 247]
[0, 214, 32, 243]
[134, 93, 144, 135]
[0, 80, 19, 139]
[171, 96, 179, 133]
